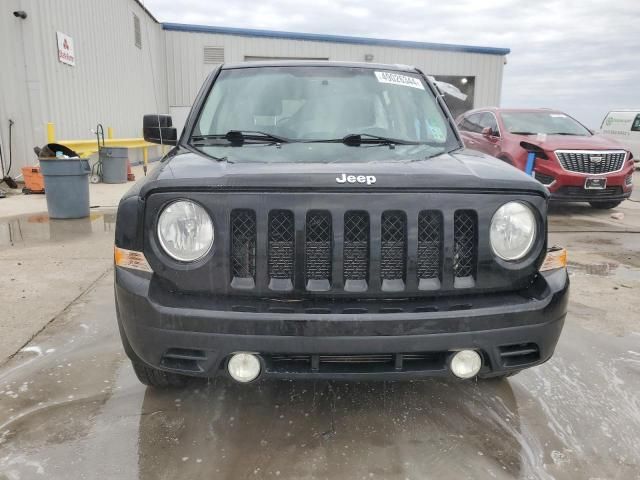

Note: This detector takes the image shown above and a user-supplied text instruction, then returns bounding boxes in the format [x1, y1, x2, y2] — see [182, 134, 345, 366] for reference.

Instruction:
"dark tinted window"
[632, 114, 640, 132]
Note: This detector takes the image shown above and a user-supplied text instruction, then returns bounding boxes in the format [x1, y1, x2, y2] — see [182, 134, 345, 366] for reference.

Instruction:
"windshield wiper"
[510, 131, 537, 135]
[305, 133, 423, 146]
[341, 133, 422, 146]
[192, 130, 291, 145]
[547, 132, 584, 136]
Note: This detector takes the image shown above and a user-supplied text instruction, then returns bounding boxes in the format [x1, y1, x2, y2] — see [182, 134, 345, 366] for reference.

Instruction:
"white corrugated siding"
[0, 0, 166, 172]
[165, 30, 505, 109]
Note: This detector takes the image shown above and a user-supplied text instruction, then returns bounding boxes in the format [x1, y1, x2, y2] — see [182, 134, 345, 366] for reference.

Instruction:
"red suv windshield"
[501, 112, 591, 136]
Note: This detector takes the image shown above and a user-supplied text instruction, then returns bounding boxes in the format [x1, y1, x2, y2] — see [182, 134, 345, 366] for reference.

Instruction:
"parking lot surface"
[1, 190, 639, 479]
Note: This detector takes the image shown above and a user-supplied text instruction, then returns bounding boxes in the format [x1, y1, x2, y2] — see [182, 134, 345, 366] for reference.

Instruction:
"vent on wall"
[133, 14, 142, 49]
[204, 46, 224, 64]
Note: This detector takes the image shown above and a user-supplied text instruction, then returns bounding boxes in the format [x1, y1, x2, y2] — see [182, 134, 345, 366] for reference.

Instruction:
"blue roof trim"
[162, 23, 510, 56]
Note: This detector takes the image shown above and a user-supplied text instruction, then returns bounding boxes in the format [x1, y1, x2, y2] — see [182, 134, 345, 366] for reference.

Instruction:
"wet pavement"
[1, 202, 640, 479]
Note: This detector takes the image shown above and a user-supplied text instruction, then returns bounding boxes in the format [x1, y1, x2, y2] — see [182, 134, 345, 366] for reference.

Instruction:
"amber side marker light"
[114, 246, 153, 273]
[539, 247, 567, 272]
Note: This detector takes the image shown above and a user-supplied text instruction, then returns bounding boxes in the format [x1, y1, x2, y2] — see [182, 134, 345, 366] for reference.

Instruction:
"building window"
[204, 47, 224, 64]
[133, 14, 142, 49]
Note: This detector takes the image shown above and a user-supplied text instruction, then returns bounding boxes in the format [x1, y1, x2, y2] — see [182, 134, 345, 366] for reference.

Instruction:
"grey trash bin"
[40, 158, 91, 219]
[100, 147, 128, 184]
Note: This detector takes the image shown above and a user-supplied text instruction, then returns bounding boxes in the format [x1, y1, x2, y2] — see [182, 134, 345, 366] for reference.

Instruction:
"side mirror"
[481, 127, 494, 138]
[143, 114, 177, 145]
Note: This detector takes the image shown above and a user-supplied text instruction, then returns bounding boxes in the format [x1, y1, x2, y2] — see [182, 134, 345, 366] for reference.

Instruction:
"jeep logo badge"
[590, 156, 603, 164]
[336, 173, 377, 185]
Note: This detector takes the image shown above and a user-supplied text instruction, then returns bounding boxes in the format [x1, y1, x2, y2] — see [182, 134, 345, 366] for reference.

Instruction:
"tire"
[131, 361, 189, 388]
[589, 200, 622, 210]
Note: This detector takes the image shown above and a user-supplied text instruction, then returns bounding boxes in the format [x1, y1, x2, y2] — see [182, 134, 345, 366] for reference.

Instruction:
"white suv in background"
[599, 110, 640, 163]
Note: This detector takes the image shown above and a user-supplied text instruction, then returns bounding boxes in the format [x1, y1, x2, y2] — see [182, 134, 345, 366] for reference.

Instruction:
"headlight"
[490, 202, 536, 261]
[157, 200, 214, 262]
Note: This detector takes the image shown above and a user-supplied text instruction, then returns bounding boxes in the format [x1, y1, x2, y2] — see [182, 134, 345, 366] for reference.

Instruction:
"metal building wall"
[0, 0, 167, 173]
[164, 29, 505, 112]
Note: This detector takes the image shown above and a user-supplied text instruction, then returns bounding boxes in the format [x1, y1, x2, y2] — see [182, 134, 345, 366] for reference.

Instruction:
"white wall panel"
[165, 30, 506, 112]
[0, 0, 166, 171]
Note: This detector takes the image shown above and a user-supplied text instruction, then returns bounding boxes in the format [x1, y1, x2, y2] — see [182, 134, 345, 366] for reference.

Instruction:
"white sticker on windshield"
[375, 71, 425, 90]
[550, 114, 567, 118]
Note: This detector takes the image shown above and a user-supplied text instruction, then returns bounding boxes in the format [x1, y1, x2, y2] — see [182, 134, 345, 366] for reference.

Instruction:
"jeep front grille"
[555, 150, 626, 174]
[229, 208, 478, 294]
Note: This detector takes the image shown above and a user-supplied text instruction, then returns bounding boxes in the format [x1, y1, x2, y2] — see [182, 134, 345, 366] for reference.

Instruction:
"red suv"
[457, 108, 634, 209]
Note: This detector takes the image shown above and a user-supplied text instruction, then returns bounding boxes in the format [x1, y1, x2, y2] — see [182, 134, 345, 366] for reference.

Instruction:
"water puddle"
[0, 210, 116, 248]
[569, 260, 640, 283]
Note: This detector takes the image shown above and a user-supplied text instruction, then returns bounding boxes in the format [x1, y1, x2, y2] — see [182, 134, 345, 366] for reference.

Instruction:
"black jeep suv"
[114, 61, 569, 388]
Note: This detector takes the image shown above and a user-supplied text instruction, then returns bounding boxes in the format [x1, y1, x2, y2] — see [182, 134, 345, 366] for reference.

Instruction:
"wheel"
[131, 361, 189, 388]
[589, 200, 622, 210]
[90, 174, 101, 184]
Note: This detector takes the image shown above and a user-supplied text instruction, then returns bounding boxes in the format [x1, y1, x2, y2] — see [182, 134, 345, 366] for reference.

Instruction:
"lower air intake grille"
[534, 171, 555, 185]
[343, 212, 369, 282]
[268, 210, 294, 280]
[305, 211, 332, 288]
[453, 210, 477, 281]
[380, 211, 407, 282]
[499, 343, 540, 367]
[230, 209, 256, 280]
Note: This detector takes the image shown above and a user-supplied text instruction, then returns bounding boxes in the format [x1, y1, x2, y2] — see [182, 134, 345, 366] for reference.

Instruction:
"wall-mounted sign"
[56, 32, 75, 66]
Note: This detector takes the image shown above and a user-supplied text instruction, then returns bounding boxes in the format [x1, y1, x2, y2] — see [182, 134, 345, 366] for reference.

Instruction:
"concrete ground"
[0, 173, 639, 479]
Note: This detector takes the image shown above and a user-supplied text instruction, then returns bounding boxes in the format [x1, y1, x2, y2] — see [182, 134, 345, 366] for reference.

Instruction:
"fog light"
[227, 353, 261, 383]
[450, 350, 482, 379]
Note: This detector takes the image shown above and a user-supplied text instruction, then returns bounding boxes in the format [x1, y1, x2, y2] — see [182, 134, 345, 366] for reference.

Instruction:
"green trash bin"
[40, 158, 91, 219]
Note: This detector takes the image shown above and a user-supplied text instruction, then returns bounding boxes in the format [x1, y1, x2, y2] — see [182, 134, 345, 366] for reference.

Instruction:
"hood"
[515, 133, 628, 152]
[135, 144, 548, 198]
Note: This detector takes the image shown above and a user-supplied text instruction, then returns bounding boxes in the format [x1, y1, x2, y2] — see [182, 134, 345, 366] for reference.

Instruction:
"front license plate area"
[585, 177, 607, 190]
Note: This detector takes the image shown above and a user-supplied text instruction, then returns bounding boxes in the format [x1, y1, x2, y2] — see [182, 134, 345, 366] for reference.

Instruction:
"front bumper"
[536, 163, 634, 202]
[115, 267, 569, 380]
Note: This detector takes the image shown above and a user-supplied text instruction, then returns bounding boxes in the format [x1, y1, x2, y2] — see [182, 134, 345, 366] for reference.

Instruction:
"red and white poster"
[56, 32, 75, 66]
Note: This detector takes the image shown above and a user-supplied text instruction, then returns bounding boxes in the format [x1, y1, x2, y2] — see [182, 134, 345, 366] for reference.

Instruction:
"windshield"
[192, 66, 459, 153]
[501, 111, 591, 136]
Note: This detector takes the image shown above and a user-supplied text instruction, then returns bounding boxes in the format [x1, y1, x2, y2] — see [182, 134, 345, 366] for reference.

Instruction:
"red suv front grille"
[555, 150, 626, 174]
